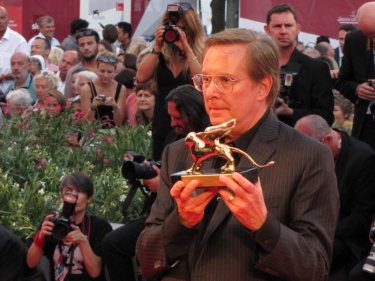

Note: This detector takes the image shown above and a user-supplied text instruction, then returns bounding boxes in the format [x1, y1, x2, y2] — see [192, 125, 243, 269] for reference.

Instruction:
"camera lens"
[122, 161, 157, 181]
[163, 27, 179, 44]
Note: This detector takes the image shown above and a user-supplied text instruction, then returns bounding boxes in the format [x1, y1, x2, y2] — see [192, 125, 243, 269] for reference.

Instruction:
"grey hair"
[6, 89, 33, 108]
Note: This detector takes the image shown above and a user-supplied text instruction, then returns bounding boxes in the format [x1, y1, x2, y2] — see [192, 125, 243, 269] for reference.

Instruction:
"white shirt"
[0, 27, 29, 55]
[28, 32, 60, 48]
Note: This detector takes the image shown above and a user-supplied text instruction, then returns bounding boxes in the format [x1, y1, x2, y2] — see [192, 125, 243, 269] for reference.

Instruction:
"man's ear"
[296, 23, 301, 34]
[264, 25, 270, 34]
[257, 75, 273, 101]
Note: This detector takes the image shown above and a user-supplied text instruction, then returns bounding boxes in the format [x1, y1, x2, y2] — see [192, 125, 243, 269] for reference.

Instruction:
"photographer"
[27, 172, 112, 281]
[136, 2, 205, 161]
[102, 84, 209, 281]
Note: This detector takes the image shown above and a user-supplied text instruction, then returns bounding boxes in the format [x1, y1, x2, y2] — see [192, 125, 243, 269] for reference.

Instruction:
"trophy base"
[170, 167, 258, 188]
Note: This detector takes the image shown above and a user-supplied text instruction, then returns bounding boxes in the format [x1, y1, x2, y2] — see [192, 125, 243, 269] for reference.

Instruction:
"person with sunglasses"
[80, 51, 126, 128]
[136, 28, 339, 281]
[136, 2, 205, 161]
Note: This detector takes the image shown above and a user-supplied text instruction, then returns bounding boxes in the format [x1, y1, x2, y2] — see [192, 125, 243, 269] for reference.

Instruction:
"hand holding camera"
[356, 80, 375, 101]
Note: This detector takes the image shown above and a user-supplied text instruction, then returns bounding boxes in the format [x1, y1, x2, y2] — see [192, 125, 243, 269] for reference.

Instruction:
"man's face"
[39, 20, 55, 39]
[78, 36, 98, 61]
[59, 51, 79, 76]
[265, 11, 300, 50]
[202, 44, 269, 139]
[167, 101, 191, 136]
[338, 30, 349, 51]
[117, 27, 129, 44]
[0, 8, 9, 33]
[31, 39, 49, 58]
[11, 54, 29, 81]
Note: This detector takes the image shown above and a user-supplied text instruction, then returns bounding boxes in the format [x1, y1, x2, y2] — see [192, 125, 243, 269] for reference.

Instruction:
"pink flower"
[103, 158, 110, 165]
[73, 110, 85, 122]
[104, 136, 113, 143]
[36, 158, 47, 170]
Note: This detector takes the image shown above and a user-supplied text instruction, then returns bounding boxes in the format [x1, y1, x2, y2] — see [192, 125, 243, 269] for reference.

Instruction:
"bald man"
[295, 114, 375, 280]
[336, 2, 375, 151]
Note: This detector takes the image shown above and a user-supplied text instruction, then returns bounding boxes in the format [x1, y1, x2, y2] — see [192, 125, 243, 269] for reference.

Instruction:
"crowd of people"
[1, 1, 375, 281]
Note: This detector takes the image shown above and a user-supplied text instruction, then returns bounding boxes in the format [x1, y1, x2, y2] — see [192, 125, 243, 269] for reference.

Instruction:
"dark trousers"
[102, 217, 146, 281]
[359, 116, 375, 151]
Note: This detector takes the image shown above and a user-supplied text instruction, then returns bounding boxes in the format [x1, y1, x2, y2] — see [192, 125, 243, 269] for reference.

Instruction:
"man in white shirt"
[0, 6, 29, 94]
[28, 15, 60, 48]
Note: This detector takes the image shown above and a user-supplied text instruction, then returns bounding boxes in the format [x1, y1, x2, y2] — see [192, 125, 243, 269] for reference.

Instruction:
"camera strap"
[122, 183, 139, 217]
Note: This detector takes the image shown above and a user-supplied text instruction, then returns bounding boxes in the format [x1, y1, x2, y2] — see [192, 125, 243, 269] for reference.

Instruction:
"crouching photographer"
[27, 172, 112, 281]
[102, 152, 160, 281]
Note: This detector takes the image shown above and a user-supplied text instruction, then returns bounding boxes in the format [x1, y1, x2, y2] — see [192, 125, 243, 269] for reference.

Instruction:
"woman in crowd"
[67, 70, 98, 110]
[332, 94, 353, 135]
[134, 81, 156, 126]
[136, 2, 205, 160]
[27, 172, 112, 281]
[44, 89, 67, 117]
[80, 51, 126, 128]
[29, 55, 45, 77]
[33, 70, 60, 113]
[5, 89, 33, 118]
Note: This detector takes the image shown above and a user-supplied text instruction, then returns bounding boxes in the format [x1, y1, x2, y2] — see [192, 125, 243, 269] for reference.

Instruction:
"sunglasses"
[76, 28, 99, 39]
[97, 54, 118, 64]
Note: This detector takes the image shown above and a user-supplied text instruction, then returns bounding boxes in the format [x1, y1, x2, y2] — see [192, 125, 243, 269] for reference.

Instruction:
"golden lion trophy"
[171, 119, 275, 187]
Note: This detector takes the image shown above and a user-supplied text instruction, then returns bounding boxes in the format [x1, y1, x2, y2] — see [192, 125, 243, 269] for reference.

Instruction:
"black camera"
[162, 4, 182, 44]
[50, 192, 78, 240]
[121, 151, 161, 182]
[163, 25, 180, 44]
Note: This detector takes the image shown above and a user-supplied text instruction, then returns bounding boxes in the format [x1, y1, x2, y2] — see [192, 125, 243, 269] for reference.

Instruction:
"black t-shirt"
[151, 54, 192, 160]
[42, 215, 112, 281]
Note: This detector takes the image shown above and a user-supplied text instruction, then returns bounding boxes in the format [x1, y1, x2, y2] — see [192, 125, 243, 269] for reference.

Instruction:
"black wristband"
[151, 48, 161, 55]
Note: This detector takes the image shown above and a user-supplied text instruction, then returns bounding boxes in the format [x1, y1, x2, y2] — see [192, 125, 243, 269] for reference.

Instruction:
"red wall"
[0, 0, 80, 42]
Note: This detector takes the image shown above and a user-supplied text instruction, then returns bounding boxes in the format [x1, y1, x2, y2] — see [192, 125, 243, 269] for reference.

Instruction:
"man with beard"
[5, 52, 36, 102]
[264, 3, 334, 127]
[64, 28, 99, 98]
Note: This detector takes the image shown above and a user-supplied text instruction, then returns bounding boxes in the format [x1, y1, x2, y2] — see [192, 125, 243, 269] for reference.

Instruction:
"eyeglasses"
[192, 74, 249, 94]
[97, 54, 118, 64]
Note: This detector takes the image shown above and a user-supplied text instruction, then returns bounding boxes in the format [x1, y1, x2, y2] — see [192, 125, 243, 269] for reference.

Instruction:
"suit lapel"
[197, 113, 279, 250]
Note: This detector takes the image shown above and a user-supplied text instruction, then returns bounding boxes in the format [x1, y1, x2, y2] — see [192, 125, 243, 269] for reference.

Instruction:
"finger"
[180, 180, 200, 201]
[170, 180, 186, 197]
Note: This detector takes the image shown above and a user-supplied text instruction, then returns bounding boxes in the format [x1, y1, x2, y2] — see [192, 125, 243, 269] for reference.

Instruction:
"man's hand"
[63, 224, 87, 246]
[273, 97, 293, 116]
[142, 164, 160, 193]
[356, 82, 375, 101]
[170, 180, 218, 228]
[217, 173, 267, 231]
[39, 214, 56, 239]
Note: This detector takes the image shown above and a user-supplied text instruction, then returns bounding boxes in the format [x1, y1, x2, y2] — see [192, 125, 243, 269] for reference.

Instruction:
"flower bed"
[0, 111, 152, 239]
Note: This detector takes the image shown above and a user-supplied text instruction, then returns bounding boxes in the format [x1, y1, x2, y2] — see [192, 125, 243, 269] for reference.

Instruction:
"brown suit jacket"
[137, 112, 339, 281]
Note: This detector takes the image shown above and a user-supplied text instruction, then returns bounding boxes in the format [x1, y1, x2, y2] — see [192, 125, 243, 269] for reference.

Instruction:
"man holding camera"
[336, 2, 375, 151]
[27, 173, 112, 281]
[264, 3, 334, 127]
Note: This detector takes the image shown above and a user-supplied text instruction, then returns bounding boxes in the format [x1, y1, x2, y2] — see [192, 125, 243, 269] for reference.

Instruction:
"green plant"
[0, 111, 152, 239]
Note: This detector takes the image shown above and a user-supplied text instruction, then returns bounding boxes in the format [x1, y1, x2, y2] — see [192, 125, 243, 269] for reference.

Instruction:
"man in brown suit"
[136, 28, 339, 281]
